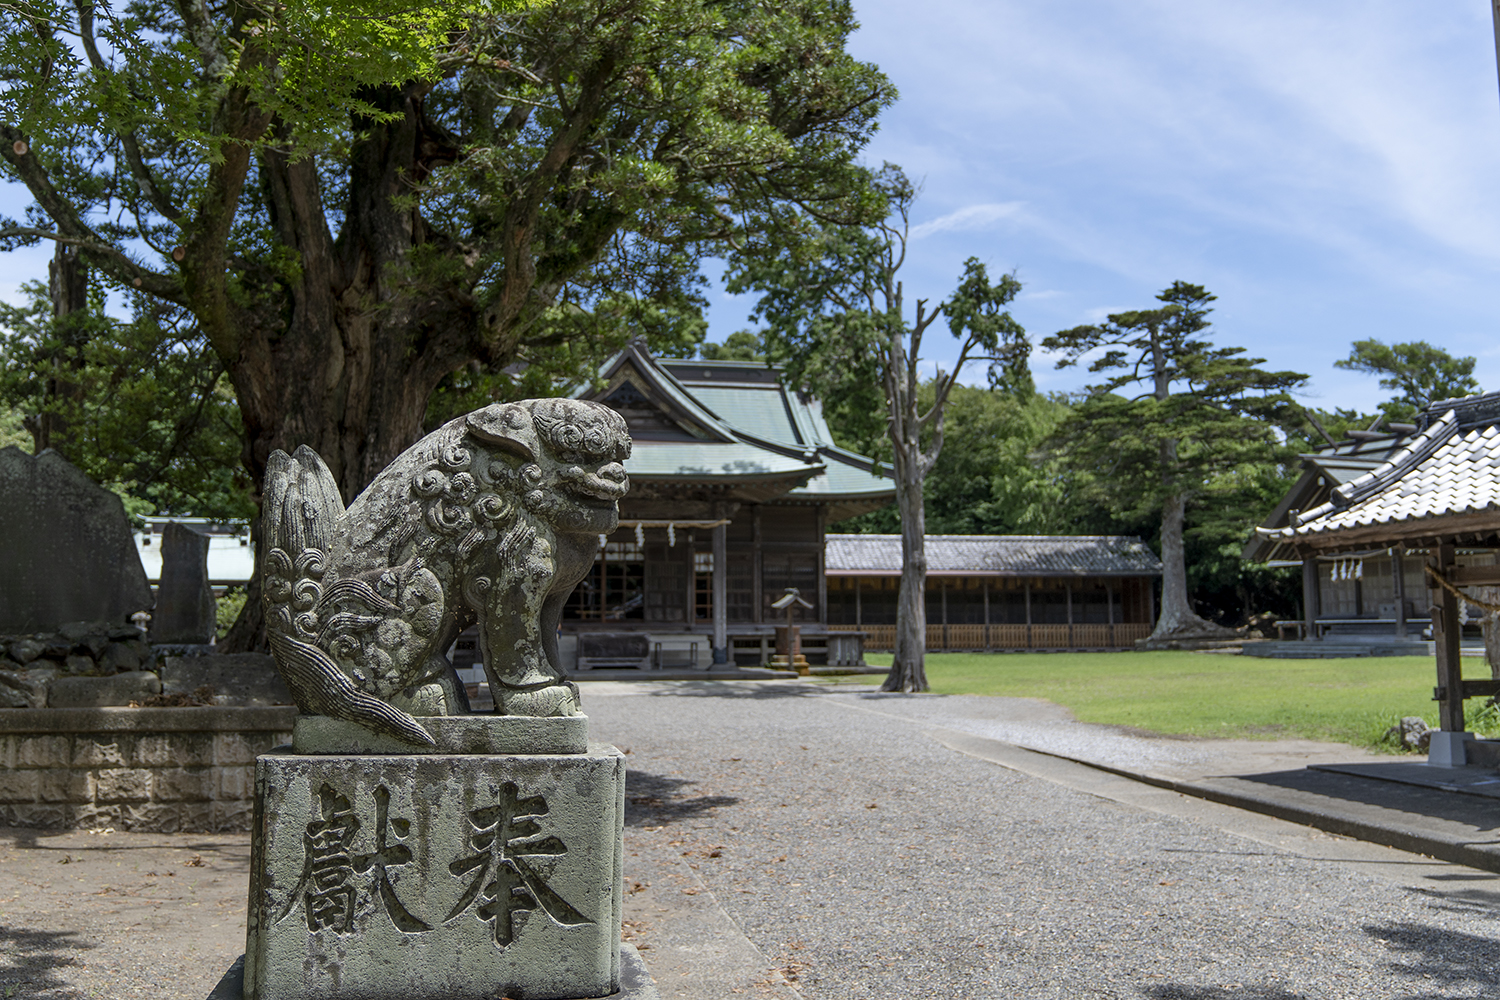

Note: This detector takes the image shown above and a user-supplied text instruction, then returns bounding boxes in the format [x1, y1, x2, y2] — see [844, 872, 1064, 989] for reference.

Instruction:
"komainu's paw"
[495, 682, 581, 718]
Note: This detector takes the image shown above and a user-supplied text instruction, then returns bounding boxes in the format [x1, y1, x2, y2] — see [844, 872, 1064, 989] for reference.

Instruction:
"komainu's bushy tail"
[261, 445, 435, 748]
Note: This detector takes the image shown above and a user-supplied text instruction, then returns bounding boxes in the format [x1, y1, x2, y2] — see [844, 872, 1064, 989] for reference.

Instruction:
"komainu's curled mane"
[262, 398, 630, 746]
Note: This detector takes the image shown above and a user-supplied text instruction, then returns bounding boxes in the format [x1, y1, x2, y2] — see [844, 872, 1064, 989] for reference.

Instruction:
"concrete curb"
[990, 740, 1500, 874]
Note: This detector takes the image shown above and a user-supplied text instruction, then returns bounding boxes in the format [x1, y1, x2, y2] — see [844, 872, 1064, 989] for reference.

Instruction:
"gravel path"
[587, 680, 1500, 1000]
[3, 679, 1497, 1000]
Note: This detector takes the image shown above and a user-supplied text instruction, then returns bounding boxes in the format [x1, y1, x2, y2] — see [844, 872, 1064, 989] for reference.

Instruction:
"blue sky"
[3, 2, 1499, 416]
[704, 1, 1500, 412]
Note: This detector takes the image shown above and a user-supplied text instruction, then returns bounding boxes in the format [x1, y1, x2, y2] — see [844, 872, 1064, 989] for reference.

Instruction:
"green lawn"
[856, 650, 1500, 749]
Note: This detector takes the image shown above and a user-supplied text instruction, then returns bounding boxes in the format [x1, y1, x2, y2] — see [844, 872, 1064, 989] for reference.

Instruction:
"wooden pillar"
[983, 579, 991, 650]
[1392, 545, 1408, 640]
[938, 578, 948, 650]
[816, 506, 828, 626]
[711, 511, 728, 663]
[1301, 556, 1320, 641]
[1066, 582, 1074, 648]
[751, 506, 763, 624]
[1431, 543, 1465, 732]
[1024, 581, 1032, 648]
[855, 576, 863, 626]
[1106, 583, 1115, 646]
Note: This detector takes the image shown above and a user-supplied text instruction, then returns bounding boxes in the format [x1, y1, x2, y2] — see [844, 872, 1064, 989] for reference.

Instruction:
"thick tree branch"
[0, 132, 185, 302]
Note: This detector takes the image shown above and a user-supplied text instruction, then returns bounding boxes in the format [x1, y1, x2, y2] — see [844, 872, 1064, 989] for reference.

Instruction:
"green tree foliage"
[0, 0, 893, 501]
[1042, 282, 1307, 641]
[834, 384, 1071, 536]
[0, 278, 253, 519]
[730, 163, 1029, 692]
[699, 330, 766, 362]
[1334, 339, 1481, 423]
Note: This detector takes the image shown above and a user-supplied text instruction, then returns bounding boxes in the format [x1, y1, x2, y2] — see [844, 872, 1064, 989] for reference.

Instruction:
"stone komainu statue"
[262, 399, 630, 747]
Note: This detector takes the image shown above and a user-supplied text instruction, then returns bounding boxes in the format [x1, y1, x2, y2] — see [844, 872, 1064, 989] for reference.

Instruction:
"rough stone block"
[213, 799, 255, 833]
[0, 734, 14, 769]
[38, 768, 92, 804]
[152, 766, 215, 802]
[4, 803, 67, 828]
[8, 637, 44, 664]
[151, 523, 217, 644]
[214, 731, 290, 766]
[69, 803, 120, 830]
[0, 768, 40, 803]
[121, 801, 182, 832]
[48, 672, 161, 707]
[0, 447, 153, 633]
[245, 746, 625, 1000]
[179, 802, 215, 831]
[135, 732, 214, 768]
[0, 668, 51, 709]
[98, 642, 144, 673]
[218, 765, 256, 801]
[162, 654, 292, 707]
[71, 737, 127, 767]
[17, 734, 69, 767]
[95, 767, 152, 803]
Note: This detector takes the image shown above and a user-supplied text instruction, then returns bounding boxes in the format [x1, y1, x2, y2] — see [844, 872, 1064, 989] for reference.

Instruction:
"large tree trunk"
[218, 86, 479, 648]
[1148, 490, 1235, 643]
[24, 243, 88, 458]
[882, 456, 929, 692]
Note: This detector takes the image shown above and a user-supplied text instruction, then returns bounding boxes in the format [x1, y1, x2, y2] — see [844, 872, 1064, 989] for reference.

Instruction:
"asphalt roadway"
[3, 677, 1499, 999]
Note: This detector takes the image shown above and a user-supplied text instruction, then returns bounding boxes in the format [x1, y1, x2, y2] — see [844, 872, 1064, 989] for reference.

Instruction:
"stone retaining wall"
[0, 706, 295, 832]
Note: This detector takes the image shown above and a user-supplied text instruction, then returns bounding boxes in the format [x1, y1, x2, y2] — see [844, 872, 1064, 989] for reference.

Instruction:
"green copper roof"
[687, 386, 803, 445]
[624, 442, 818, 479]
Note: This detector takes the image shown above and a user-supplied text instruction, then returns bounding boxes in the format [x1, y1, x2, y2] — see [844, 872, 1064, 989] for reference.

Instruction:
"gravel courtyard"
[588, 680, 1500, 1000]
[3, 678, 1498, 999]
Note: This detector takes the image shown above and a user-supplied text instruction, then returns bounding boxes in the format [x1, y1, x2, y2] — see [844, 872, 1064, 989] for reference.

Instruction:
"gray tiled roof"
[826, 534, 1162, 576]
[1262, 398, 1500, 543]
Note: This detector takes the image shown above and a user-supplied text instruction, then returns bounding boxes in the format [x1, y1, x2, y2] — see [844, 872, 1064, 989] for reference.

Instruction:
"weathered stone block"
[0, 734, 14, 769]
[95, 767, 152, 802]
[151, 523, 217, 644]
[62, 654, 96, 675]
[292, 714, 588, 755]
[4, 803, 67, 828]
[122, 801, 182, 832]
[68, 803, 120, 830]
[8, 638, 44, 664]
[38, 768, 92, 803]
[162, 654, 292, 707]
[72, 737, 127, 767]
[0, 668, 51, 709]
[16, 734, 69, 767]
[135, 732, 214, 768]
[98, 642, 143, 673]
[0, 768, 40, 803]
[179, 802, 215, 831]
[153, 766, 215, 802]
[49, 672, 161, 707]
[245, 746, 625, 1000]
[213, 799, 255, 832]
[214, 731, 290, 766]
[218, 765, 256, 801]
[0, 447, 153, 633]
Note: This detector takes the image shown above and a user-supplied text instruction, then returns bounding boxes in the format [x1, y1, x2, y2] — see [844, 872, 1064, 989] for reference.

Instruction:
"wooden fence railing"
[832, 623, 1151, 651]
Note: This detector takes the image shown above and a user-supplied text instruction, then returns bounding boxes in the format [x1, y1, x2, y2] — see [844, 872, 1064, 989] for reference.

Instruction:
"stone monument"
[223, 398, 651, 1000]
[150, 521, 217, 644]
[0, 447, 153, 633]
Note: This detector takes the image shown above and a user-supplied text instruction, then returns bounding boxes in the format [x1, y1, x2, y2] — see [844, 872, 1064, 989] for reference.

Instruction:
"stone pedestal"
[243, 732, 625, 1000]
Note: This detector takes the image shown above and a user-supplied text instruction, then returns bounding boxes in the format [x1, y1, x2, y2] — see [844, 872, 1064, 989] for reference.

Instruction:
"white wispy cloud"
[909, 202, 1025, 240]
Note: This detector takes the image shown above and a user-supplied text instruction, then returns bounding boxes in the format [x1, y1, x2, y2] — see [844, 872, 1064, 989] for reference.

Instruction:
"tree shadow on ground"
[624, 769, 738, 828]
[637, 681, 829, 701]
[1363, 920, 1500, 998]
[1142, 986, 1306, 999]
[0, 925, 94, 999]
